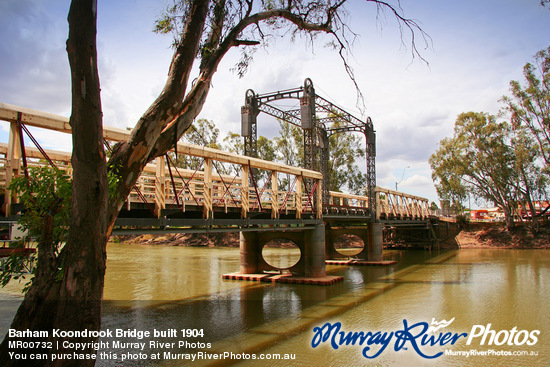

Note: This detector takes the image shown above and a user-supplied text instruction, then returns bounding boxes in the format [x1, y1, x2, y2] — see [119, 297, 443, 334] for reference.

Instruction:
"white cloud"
[0, 0, 71, 114]
[1, 0, 549, 205]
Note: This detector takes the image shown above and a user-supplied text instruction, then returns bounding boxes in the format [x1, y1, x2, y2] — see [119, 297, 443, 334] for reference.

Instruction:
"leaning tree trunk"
[54, 0, 108, 363]
[0, 1, 107, 366]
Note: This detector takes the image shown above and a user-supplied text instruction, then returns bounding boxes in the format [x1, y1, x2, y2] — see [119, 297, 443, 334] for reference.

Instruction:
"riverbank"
[116, 232, 240, 247]
[456, 222, 550, 249]
[114, 222, 550, 249]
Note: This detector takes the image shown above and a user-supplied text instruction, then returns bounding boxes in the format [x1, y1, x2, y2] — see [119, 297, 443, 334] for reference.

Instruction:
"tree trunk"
[54, 0, 108, 361]
[0, 210, 64, 365]
[520, 168, 540, 230]
[0, 1, 106, 366]
[502, 206, 516, 231]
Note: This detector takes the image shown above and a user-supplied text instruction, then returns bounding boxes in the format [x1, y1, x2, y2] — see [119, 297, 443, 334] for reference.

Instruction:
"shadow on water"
[94, 248, 453, 365]
[1, 243, 474, 366]
[3, 245, 550, 366]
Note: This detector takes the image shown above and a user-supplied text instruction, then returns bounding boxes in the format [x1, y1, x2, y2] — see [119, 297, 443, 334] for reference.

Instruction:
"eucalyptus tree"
[0, 1, 108, 364]
[510, 127, 549, 223]
[500, 46, 550, 222]
[501, 46, 550, 172]
[430, 112, 519, 229]
[173, 118, 221, 170]
[274, 121, 303, 189]
[223, 131, 244, 155]
[0, 0, 428, 365]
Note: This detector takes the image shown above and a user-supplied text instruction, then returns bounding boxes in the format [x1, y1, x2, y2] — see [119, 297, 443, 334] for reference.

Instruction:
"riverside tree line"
[430, 46, 550, 229]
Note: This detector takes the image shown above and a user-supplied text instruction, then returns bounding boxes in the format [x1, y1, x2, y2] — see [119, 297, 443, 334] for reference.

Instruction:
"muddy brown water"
[1, 244, 549, 366]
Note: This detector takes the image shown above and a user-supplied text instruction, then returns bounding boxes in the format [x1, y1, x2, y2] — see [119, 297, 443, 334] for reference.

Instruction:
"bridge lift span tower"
[240, 78, 376, 220]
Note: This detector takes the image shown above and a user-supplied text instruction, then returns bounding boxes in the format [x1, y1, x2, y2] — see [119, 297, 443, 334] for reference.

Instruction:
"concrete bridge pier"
[239, 231, 260, 274]
[304, 224, 327, 278]
[368, 222, 384, 261]
[224, 224, 344, 285]
[324, 222, 395, 266]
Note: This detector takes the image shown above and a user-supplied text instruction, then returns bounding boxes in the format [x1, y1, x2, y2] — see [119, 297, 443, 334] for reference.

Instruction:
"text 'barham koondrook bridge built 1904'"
[0, 79, 459, 285]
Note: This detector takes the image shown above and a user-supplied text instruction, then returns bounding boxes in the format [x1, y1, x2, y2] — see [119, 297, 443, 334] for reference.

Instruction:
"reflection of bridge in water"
[0, 82, 458, 285]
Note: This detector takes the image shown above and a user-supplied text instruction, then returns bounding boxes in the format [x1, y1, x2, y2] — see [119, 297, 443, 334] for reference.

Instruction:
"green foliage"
[152, 2, 189, 44]
[498, 46, 550, 224]
[153, 18, 174, 35]
[430, 112, 519, 226]
[257, 136, 276, 162]
[223, 132, 244, 155]
[510, 127, 549, 203]
[431, 46, 550, 229]
[107, 163, 122, 199]
[501, 45, 550, 171]
[175, 119, 221, 170]
[273, 121, 305, 190]
[274, 121, 303, 168]
[1, 167, 72, 290]
[255, 136, 277, 183]
[8, 167, 72, 243]
[184, 118, 221, 148]
[0, 251, 36, 291]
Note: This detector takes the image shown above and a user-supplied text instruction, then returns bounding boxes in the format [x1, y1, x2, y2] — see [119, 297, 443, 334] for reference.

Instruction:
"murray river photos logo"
[310, 318, 540, 359]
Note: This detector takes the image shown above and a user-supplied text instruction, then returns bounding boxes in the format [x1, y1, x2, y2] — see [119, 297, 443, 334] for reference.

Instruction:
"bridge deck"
[0, 103, 433, 233]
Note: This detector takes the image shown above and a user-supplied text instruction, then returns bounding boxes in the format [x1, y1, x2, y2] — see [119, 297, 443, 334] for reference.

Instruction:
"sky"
[0, 0, 549, 206]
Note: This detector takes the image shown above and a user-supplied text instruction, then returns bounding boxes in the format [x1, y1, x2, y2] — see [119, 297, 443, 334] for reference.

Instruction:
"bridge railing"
[130, 157, 321, 219]
[375, 187, 431, 220]
[326, 189, 431, 220]
[326, 191, 369, 216]
[0, 103, 323, 220]
[0, 103, 431, 222]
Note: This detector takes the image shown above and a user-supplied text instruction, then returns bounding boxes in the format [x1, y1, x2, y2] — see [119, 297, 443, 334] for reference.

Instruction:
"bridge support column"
[239, 231, 259, 274]
[304, 224, 326, 278]
[226, 225, 343, 285]
[324, 223, 395, 266]
[325, 226, 370, 261]
[367, 222, 384, 261]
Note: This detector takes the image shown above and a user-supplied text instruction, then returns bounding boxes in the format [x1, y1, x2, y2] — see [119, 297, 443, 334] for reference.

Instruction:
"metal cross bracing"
[0, 102, 432, 235]
[240, 78, 377, 221]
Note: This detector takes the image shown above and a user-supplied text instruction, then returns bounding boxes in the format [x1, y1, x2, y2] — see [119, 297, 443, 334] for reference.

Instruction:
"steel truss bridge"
[0, 100, 432, 235]
[1, 82, 454, 284]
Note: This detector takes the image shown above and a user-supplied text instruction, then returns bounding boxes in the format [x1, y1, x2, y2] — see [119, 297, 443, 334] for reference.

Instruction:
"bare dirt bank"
[115, 232, 240, 247]
[113, 222, 549, 250]
[456, 222, 550, 249]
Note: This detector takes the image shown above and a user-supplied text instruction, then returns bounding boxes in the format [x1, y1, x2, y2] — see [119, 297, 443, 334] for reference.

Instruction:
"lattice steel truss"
[241, 78, 376, 220]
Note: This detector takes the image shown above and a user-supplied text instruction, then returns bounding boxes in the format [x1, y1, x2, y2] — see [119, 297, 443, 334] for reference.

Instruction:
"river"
[1, 244, 549, 366]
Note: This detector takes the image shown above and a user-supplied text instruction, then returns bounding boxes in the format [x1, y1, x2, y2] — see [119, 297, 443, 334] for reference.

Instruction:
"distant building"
[470, 209, 488, 221]
[518, 201, 550, 218]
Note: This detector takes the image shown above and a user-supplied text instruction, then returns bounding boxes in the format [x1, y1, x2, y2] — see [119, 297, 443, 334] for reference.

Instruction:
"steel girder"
[240, 78, 376, 221]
